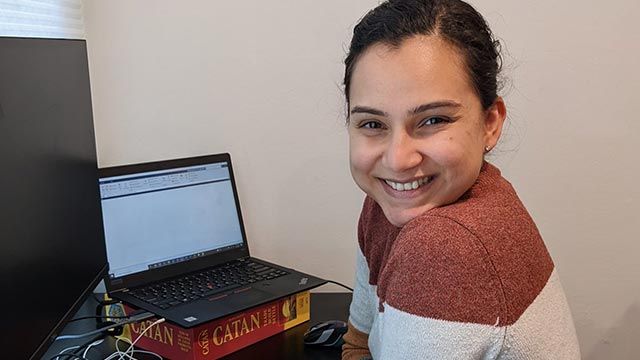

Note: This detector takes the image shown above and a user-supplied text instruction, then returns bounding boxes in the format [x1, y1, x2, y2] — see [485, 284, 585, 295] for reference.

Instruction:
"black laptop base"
[110, 257, 326, 328]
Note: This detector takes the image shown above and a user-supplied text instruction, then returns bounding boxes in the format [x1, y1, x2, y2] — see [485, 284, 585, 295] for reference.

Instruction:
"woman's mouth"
[383, 175, 435, 192]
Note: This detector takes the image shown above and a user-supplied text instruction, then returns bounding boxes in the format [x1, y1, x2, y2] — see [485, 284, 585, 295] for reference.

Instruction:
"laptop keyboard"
[128, 260, 288, 310]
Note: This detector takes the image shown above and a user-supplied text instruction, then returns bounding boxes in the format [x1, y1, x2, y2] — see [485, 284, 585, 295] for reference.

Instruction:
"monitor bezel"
[32, 264, 108, 360]
[0, 36, 109, 360]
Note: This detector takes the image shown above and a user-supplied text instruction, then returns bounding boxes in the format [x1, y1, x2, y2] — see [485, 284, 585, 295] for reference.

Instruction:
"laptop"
[98, 153, 326, 328]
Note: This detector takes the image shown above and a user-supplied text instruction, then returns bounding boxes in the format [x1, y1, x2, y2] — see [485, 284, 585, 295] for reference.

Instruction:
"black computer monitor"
[0, 36, 108, 359]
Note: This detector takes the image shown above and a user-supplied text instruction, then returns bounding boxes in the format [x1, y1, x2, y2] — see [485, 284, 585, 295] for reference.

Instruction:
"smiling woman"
[347, 35, 504, 227]
[341, 1, 580, 359]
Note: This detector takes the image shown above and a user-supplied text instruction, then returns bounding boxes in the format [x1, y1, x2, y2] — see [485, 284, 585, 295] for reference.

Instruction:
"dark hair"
[344, 0, 502, 111]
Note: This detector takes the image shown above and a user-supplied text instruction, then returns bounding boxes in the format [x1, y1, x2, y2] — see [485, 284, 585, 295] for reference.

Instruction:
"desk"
[43, 292, 351, 360]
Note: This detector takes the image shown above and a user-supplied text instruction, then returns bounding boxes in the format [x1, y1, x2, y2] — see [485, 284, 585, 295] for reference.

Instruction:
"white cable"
[52, 338, 105, 360]
[53, 345, 81, 360]
[104, 336, 163, 360]
[122, 318, 165, 360]
[103, 317, 165, 360]
[104, 337, 130, 360]
[82, 338, 105, 358]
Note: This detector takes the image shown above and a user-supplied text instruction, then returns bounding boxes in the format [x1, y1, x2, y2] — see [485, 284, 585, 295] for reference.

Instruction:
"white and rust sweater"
[343, 163, 580, 359]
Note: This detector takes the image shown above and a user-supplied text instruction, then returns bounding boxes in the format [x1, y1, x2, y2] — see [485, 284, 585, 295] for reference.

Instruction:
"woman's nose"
[382, 131, 422, 173]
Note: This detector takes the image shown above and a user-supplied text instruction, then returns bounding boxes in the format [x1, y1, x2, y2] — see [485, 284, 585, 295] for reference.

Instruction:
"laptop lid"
[99, 153, 251, 292]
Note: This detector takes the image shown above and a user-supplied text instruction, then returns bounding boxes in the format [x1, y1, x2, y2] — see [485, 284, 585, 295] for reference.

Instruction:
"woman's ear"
[484, 97, 507, 150]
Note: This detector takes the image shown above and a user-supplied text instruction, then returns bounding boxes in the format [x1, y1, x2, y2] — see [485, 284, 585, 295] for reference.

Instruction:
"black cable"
[68, 315, 130, 323]
[90, 292, 128, 336]
[55, 312, 156, 341]
[49, 322, 106, 360]
[326, 280, 353, 292]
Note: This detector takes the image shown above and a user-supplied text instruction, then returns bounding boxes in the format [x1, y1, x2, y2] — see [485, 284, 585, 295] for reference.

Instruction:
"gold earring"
[484, 145, 491, 153]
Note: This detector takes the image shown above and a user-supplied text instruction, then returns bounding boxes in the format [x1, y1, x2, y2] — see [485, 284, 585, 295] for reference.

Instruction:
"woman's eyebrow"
[350, 101, 462, 117]
[350, 106, 388, 116]
[408, 101, 462, 114]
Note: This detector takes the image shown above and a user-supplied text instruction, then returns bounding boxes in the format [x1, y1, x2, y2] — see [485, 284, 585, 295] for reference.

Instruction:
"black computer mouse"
[303, 320, 348, 347]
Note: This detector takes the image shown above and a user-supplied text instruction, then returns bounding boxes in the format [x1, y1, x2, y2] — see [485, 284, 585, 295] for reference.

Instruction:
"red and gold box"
[108, 291, 310, 359]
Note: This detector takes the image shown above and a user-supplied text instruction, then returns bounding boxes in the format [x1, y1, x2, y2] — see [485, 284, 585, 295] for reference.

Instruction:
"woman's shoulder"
[375, 214, 577, 358]
[423, 162, 551, 268]
[380, 172, 556, 326]
[378, 214, 506, 324]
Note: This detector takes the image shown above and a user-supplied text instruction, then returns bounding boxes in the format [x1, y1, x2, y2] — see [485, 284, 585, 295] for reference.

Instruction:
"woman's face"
[348, 35, 505, 227]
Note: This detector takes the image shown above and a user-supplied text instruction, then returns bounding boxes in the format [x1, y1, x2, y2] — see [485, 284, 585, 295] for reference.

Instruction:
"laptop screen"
[99, 160, 244, 279]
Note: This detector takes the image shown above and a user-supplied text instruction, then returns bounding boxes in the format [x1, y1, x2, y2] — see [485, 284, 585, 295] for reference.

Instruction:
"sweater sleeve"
[348, 247, 378, 333]
[343, 247, 375, 359]
[371, 215, 507, 359]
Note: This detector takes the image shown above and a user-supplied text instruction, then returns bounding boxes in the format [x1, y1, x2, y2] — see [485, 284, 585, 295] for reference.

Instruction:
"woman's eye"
[359, 121, 383, 129]
[421, 116, 448, 126]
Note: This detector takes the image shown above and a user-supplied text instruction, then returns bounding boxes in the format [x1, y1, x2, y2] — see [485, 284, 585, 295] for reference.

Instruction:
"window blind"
[0, 0, 84, 39]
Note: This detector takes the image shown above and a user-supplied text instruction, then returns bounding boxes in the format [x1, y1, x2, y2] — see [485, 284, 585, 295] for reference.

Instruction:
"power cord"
[325, 280, 353, 292]
[81, 338, 105, 358]
[49, 333, 105, 360]
[104, 318, 166, 360]
[72, 334, 104, 357]
[54, 312, 155, 341]
[84, 292, 125, 337]
[68, 315, 130, 323]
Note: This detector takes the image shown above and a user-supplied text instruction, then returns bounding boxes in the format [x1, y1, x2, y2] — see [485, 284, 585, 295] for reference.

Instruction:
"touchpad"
[211, 287, 271, 309]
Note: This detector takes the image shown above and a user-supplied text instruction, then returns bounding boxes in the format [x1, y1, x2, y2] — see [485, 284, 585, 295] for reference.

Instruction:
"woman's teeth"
[384, 176, 431, 191]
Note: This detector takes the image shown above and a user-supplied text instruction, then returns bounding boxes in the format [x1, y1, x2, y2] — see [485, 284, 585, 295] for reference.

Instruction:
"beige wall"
[83, 1, 639, 358]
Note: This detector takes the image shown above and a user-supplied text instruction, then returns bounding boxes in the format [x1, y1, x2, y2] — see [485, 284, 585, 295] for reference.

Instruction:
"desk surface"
[43, 292, 352, 360]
